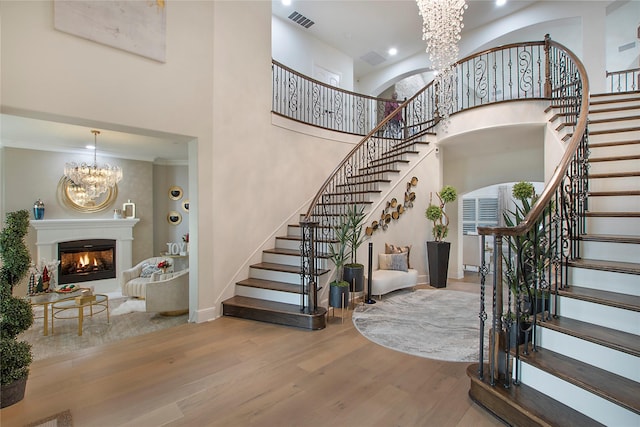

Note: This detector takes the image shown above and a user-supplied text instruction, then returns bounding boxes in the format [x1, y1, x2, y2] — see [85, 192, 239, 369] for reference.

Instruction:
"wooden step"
[222, 295, 327, 330]
[589, 115, 640, 126]
[567, 258, 640, 275]
[589, 126, 640, 136]
[589, 171, 640, 179]
[555, 285, 640, 312]
[588, 190, 640, 196]
[250, 261, 329, 276]
[589, 139, 640, 148]
[579, 234, 640, 244]
[540, 316, 640, 358]
[517, 347, 640, 416]
[236, 277, 302, 294]
[590, 105, 640, 115]
[466, 364, 604, 427]
[264, 247, 329, 259]
[590, 94, 640, 106]
[589, 154, 640, 162]
[584, 211, 640, 218]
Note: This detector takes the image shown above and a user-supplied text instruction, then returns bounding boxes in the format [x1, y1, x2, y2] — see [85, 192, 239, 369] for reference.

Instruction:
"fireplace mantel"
[31, 218, 139, 293]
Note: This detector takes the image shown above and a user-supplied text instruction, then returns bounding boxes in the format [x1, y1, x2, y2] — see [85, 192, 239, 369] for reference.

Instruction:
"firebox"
[58, 239, 116, 285]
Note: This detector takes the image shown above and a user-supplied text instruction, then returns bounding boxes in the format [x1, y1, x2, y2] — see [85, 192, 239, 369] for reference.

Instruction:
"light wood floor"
[2, 275, 504, 427]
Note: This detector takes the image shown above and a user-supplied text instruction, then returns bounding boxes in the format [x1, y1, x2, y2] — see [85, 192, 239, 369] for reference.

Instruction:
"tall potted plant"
[0, 210, 34, 408]
[425, 185, 457, 288]
[342, 204, 367, 293]
[328, 214, 350, 309]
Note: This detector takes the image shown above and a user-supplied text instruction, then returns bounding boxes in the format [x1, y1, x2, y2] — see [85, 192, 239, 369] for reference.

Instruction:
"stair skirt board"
[556, 296, 640, 335]
[581, 240, 640, 264]
[569, 268, 640, 295]
[516, 362, 640, 426]
[537, 326, 639, 381]
[235, 285, 303, 306]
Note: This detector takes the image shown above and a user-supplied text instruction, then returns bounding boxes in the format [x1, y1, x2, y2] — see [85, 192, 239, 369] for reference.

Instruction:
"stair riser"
[589, 176, 639, 192]
[588, 129, 640, 143]
[585, 217, 640, 236]
[320, 194, 373, 204]
[262, 252, 329, 270]
[275, 238, 302, 251]
[287, 225, 302, 238]
[556, 295, 640, 335]
[589, 159, 640, 174]
[517, 362, 639, 426]
[591, 93, 640, 103]
[235, 285, 303, 305]
[589, 142, 640, 157]
[589, 120, 640, 133]
[250, 268, 301, 284]
[569, 267, 640, 296]
[581, 240, 640, 264]
[537, 326, 640, 381]
[587, 195, 640, 212]
[589, 108, 640, 120]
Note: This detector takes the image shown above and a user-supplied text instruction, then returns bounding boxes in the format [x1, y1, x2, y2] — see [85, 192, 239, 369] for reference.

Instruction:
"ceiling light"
[496, 0, 506, 6]
[64, 130, 123, 200]
[416, 0, 467, 127]
[388, 47, 398, 56]
[281, 0, 291, 5]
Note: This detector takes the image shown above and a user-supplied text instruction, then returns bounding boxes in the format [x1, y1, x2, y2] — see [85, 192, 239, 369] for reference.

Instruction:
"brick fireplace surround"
[30, 219, 139, 293]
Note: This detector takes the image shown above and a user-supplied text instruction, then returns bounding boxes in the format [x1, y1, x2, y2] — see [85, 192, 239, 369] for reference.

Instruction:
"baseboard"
[193, 306, 217, 323]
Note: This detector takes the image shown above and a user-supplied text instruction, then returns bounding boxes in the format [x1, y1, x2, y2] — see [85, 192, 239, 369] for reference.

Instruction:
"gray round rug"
[352, 289, 489, 362]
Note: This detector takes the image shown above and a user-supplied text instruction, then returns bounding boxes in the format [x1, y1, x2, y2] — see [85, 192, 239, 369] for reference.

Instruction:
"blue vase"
[33, 199, 45, 220]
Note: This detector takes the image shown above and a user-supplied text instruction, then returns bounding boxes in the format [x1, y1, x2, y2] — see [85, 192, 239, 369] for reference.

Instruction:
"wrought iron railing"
[476, 35, 589, 387]
[606, 67, 639, 93]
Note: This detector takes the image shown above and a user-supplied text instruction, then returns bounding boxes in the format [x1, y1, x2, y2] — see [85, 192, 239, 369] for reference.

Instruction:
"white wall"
[153, 164, 189, 257]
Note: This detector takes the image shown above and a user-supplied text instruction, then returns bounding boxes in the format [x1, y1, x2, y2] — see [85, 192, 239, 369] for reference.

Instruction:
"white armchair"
[121, 257, 171, 298]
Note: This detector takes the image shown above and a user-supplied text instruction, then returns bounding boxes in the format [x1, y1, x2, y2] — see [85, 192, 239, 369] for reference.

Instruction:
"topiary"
[425, 185, 457, 242]
[0, 210, 34, 388]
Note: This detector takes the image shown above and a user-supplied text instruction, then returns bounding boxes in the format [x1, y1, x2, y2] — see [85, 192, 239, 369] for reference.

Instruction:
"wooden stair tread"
[590, 105, 640, 114]
[588, 190, 640, 196]
[251, 262, 329, 276]
[579, 234, 640, 244]
[263, 247, 329, 258]
[584, 211, 640, 218]
[517, 348, 640, 415]
[466, 364, 604, 427]
[568, 258, 640, 274]
[590, 93, 640, 104]
[589, 126, 640, 136]
[589, 154, 640, 162]
[589, 139, 640, 148]
[555, 285, 640, 312]
[222, 296, 326, 330]
[589, 171, 640, 179]
[540, 316, 640, 357]
[236, 277, 301, 294]
[589, 115, 640, 125]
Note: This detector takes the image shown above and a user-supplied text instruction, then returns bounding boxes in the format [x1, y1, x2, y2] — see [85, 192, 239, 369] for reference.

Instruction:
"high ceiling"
[2, 0, 538, 162]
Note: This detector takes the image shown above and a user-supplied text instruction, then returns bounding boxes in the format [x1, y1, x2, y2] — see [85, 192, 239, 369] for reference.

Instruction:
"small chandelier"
[416, 0, 467, 125]
[64, 130, 123, 200]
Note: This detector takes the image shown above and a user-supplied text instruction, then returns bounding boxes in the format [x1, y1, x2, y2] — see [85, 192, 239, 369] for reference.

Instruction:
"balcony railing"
[606, 67, 639, 93]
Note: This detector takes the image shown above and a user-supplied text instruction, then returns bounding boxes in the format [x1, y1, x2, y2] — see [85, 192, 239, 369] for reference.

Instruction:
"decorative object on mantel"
[63, 130, 123, 201]
[366, 177, 418, 235]
[122, 199, 136, 218]
[113, 209, 123, 219]
[167, 210, 182, 225]
[32, 199, 45, 220]
[169, 186, 183, 201]
[57, 176, 118, 213]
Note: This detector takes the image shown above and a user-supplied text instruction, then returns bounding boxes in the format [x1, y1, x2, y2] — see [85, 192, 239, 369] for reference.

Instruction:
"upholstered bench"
[366, 268, 418, 297]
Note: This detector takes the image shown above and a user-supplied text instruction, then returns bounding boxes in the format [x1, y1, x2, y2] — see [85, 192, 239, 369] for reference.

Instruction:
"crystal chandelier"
[416, 0, 467, 126]
[64, 130, 123, 200]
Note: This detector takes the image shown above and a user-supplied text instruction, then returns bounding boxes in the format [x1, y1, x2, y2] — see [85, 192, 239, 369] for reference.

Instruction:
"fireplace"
[58, 239, 116, 285]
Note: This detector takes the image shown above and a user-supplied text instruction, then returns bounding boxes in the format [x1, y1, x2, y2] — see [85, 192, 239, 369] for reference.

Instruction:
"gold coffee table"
[27, 289, 84, 336]
[51, 294, 110, 336]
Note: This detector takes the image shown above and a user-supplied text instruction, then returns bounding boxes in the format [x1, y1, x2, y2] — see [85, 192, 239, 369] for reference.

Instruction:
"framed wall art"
[167, 211, 182, 225]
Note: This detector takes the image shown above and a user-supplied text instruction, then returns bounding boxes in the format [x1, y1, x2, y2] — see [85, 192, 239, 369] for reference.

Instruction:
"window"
[463, 197, 498, 234]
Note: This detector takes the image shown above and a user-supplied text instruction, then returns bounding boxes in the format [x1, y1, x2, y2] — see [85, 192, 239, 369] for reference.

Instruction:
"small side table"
[51, 294, 110, 336]
[26, 289, 83, 336]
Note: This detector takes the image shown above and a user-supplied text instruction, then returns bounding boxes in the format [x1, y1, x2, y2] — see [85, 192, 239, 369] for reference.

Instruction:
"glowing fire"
[78, 253, 98, 268]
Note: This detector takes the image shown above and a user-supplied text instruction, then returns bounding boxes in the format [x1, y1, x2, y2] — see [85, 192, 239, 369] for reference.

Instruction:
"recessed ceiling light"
[388, 47, 397, 56]
[282, 0, 291, 5]
[496, 0, 507, 6]
[86, 145, 95, 150]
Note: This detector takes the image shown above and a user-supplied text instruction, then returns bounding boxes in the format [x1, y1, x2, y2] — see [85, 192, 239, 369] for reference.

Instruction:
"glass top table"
[26, 289, 85, 336]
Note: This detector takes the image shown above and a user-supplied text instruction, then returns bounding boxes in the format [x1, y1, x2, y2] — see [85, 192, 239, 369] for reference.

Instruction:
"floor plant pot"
[427, 241, 450, 288]
[329, 283, 350, 309]
[1, 376, 28, 408]
[343, 264, 364, 292]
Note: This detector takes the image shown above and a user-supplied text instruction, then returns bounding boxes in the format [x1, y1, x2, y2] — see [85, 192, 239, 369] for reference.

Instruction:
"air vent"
[618, 42, 636, 52]
[288, 11, 314, 29]
[360, 51, 386, 66]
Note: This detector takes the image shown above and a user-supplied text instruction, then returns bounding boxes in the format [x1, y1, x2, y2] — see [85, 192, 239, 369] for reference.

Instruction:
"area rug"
[24, 409, 73, 427]
[352, 289, 490, 362]
[20, 297, 187, 361]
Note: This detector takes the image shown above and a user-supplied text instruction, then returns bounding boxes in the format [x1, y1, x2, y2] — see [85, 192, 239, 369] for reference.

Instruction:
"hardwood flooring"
[2, 275, 505, 427]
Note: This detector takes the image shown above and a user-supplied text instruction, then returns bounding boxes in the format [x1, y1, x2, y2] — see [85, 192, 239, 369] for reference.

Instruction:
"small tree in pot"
[328, 215, 350, 309]
[425, 185, 457, 288]
[343, 204, 367, 293]
[0, 210, 34, 408]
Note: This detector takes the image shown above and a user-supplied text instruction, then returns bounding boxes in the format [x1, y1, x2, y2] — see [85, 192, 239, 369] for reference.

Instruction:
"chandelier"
[416, 0, 467, 125]
[64, 130, 123, 200]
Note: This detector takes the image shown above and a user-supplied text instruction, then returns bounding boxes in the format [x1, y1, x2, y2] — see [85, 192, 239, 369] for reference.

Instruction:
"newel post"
[300, 219, 319, 314]
[544, 34, 552, 98]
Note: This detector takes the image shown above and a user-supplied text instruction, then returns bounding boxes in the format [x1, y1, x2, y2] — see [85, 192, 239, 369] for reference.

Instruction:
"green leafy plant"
[0, 210, 34, 386]
[425, 185, 457, 242]
[328, 204, 367, 285]
[344, 204, 367, 267]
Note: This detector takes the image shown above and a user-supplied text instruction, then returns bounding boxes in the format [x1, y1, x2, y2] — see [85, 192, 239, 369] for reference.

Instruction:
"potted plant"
[328, 215, 350, 309]
[425, 185, 457, 288]
[342, 204, 367, 293]
[0, 210, 34, 408]
[503, 181, 553, 319]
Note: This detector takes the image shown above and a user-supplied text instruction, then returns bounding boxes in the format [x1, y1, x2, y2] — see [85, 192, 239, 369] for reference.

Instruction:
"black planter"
[343, 264, 364, 292]
[427, 241, 450, 288]
[1, 376, 27, 408]
[509, 321, 533, 348]
[329, 283, 350, 308]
